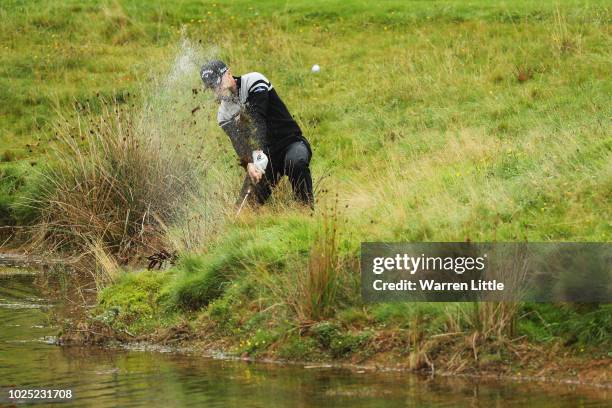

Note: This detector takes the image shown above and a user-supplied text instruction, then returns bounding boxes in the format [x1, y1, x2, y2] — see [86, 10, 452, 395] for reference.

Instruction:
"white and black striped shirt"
[217, 72, 310, 168]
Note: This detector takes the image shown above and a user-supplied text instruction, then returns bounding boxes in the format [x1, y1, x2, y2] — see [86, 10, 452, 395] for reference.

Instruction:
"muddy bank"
[5, 253, 609, 391]
[58, 318, 611, 391]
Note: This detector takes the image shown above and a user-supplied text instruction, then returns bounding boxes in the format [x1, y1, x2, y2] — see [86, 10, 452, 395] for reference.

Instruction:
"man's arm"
[219, 114, 265, 184]
[243, 88, 268, 185]
[219, 117, 256, 169]
[243, 72, 273, 147]
[246, 86, 270, 150]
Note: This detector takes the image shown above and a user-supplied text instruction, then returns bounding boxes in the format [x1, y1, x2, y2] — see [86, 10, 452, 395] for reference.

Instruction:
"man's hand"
[247, 162, 263, 184]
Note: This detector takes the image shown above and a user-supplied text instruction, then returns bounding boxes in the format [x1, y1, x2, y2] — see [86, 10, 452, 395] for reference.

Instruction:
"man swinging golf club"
[200, 60, 314, 212]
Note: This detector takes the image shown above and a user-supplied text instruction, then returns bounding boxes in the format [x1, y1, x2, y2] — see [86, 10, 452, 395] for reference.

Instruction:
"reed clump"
[26, 96, 201, 266]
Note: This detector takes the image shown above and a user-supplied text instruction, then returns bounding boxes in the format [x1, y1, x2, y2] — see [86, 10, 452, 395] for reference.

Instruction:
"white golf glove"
[252, 150, 268, 173]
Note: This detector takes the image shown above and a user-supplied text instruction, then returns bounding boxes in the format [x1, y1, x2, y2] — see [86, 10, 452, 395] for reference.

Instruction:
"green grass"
[519, 303, 612, 346]
[4, 0, 610, 238]
[3, 0, 611, 367]
[0, 161, 39, 235]
[96, 269, 177, 334]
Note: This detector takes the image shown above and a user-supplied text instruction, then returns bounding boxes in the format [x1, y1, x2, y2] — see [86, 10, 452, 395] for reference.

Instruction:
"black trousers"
[237, 141, 314, 208]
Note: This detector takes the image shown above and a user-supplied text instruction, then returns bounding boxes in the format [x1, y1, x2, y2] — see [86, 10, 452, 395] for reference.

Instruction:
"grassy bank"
[2, 0, 610, 380]
[60, 215, 610, 380]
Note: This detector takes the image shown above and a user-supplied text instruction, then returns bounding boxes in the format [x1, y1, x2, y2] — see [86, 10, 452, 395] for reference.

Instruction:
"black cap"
[200, 60, 228, 90]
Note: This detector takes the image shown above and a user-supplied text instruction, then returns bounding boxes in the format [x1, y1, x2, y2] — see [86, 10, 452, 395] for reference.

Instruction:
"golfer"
[200, 60, 314, 209]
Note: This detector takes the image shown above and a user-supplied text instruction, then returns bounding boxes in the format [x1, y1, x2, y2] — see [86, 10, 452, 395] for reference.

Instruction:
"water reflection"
[0, 270, 608, 407]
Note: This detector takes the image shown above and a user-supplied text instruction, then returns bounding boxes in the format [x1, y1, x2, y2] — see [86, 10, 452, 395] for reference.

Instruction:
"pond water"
[0, 267, 608, 407]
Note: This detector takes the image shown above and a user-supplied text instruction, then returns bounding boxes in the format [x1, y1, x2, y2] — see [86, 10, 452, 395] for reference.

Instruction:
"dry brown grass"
[25, 96, 202, 266]
[86, 238, 120, 289]
[296, 202, 341, 322]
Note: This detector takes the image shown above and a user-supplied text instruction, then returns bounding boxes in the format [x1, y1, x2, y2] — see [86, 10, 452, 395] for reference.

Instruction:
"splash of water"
[135, 37, 238, 251]
[166, 37, 219, 88]
[140, 37, 220, 151]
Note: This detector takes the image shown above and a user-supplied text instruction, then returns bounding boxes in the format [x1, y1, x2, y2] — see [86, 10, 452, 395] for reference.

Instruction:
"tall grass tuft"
[249, 201, 353, 326]
[466, 302, 519, 340]
[18, 38, 234, 272]
[290, 201, 356, 324]
[87, 238, 120, 290]
[301, 211, 340, 321]
[25, 96, 202, 265]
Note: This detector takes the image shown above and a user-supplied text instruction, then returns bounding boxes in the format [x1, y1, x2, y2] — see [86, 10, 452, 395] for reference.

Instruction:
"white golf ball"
[311, 64, 320, 73]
